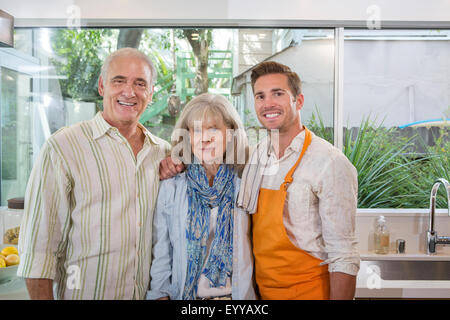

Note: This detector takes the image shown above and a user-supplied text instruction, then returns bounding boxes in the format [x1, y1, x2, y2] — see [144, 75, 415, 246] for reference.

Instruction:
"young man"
[238, 61, 359, 300]
[18, 48, 170, 300]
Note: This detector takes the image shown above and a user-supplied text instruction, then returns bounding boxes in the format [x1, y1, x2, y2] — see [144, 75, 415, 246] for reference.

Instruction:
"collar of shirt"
[92, 112, 161, 145]
[267, 128, 309, 160]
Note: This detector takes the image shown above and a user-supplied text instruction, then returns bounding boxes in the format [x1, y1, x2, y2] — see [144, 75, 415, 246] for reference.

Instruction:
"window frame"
[7, 20, 450, 210]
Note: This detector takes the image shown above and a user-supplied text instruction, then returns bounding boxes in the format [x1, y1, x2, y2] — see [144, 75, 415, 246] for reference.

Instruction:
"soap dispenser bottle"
[374, 215, 390, 254]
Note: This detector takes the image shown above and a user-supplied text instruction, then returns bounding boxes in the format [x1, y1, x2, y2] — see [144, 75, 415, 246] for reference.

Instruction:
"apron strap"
[281, 127, 312, 191]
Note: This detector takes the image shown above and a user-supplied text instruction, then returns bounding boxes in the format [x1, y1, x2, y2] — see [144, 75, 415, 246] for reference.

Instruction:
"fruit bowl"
[0, 245, 19, 285]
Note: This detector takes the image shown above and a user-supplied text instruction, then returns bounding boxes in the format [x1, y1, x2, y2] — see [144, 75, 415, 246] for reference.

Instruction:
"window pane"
[344, 29, 450, 208]
[233, 29, 335, 145]
[0, 27, 335, 205]
[1, 67, 32, 204]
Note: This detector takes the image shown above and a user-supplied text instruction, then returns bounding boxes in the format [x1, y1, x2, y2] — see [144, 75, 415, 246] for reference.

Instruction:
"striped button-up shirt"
[17, 112, 170, 300]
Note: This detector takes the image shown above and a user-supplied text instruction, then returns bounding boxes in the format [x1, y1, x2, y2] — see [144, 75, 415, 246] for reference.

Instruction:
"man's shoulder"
[310, 131, 342, 157]
[148, 132, 171, 151]
[36, 120, 95, 169]
[308, 131, 355, 170]
[48, 119, 94, 143]
[41, 122, 92, 158]
[139, 124, 170, 152]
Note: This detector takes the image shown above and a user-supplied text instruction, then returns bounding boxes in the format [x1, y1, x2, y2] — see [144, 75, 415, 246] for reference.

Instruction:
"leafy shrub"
[308, 111, 449, 208]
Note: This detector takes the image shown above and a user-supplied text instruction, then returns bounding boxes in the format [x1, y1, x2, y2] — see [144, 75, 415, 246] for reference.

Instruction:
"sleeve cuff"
[16, 252, 57, 280]
[328, 261, 360, 276]
[146, 289, 171, 300]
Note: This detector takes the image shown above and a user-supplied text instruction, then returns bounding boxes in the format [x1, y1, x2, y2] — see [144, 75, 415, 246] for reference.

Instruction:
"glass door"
[0, 49, 40, 206]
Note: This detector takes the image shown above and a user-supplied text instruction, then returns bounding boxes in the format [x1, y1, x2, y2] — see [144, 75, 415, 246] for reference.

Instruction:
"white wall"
[233, 39, 335, 128]
[344, 40, 450, 127]
[235, 37, 450, 129]
[356, 210, 450, 255]
[1, 0, 449, 26]
[238, 29, 273, 74]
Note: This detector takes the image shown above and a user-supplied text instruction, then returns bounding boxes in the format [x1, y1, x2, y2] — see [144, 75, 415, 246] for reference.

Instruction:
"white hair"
[100, 47, 157, 86]
[171, 93, 249, 175]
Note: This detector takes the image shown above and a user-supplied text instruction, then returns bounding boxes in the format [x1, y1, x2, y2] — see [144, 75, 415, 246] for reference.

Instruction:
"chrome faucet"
[426, 178, 450, 255]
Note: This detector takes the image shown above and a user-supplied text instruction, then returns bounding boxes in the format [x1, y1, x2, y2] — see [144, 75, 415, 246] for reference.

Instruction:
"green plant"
[307, 109, 444, 208]
[407, 128, 450, 208]
[306, 106, 333, 144]
[343, 117, 426, 208]
[51, 29, 115, 105]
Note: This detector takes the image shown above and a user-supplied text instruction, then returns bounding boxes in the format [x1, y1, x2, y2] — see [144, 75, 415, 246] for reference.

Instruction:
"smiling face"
[189, 115, 229, 165]
[98, 55, 154, 128]
[253, 73, 304, 133]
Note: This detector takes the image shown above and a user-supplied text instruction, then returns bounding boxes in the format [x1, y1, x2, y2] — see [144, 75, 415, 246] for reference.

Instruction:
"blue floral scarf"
[182, 164, 235, 300]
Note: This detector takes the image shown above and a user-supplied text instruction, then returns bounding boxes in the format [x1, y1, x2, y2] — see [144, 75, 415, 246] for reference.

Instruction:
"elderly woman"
[147, 93, 255, 300]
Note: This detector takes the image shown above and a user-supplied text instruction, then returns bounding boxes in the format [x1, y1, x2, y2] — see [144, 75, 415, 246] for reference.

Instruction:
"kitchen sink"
[361, 260, 450, 281]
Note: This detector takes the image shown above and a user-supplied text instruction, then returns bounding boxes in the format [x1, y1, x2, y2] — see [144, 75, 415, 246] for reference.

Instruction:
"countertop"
[2, 256, 450, 299]
[0, 278, 29, 300]
[360, 252, 450, 261]
[1, 210, 450, 300]
[356, 279, 450, 299]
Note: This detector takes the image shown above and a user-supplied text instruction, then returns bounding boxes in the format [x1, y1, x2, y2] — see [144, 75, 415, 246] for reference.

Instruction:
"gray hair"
[100, 48, 157, 86]
[171, 93, 249, 176]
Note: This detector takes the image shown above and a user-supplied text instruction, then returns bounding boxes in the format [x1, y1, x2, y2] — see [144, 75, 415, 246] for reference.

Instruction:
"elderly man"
[18, 48, 170, 300]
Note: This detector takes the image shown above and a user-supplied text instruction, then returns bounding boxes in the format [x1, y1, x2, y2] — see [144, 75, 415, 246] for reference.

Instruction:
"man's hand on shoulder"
[159, 156, 185, 180]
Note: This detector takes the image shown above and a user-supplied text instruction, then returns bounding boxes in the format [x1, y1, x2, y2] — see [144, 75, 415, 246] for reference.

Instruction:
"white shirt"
[260, 130, 360, 276]
[18, 112, 171, 299]
[196, 207, 232, 298]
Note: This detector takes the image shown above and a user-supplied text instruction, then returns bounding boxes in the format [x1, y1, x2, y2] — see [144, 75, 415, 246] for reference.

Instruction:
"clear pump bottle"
[374, 215, 390, 254]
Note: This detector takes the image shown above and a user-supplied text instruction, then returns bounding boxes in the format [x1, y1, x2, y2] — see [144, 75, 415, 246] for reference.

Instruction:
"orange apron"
[252, 128, 330, 300]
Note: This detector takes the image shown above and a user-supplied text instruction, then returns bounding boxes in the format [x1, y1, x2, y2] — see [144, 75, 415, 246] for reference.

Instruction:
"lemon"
[1, 246, 18, 257]
[0, 257, 5, 268]
[5, 254, 19, 266]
